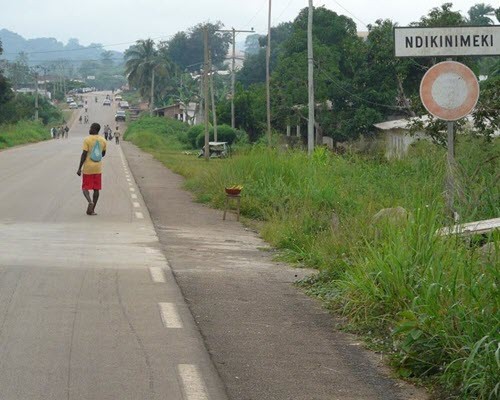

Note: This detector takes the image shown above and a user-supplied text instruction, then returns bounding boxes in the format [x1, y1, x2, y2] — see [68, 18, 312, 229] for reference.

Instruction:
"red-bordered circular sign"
[420, 61, 479, 121]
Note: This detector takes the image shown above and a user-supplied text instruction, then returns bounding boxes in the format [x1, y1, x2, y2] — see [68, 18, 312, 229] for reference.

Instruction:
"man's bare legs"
[82, 190, 99, 215]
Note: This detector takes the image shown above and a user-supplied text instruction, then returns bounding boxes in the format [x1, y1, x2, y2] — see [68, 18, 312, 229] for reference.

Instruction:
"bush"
[0, 94, 62, 125]
[195, 124, 239, 148]
[187, 124, 204, 148]
[0, 120, 51, 149]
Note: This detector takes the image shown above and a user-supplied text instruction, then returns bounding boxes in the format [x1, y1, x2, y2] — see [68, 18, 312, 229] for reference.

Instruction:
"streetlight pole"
[203, 26, 210, 161]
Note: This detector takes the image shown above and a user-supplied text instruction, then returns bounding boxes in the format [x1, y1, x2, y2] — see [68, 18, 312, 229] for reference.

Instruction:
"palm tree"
[125, 39, 164, 115]
[467, 3, 496, 25]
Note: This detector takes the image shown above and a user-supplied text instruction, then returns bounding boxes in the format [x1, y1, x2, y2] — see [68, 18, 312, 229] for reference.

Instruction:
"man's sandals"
[86, 202, 97, 216]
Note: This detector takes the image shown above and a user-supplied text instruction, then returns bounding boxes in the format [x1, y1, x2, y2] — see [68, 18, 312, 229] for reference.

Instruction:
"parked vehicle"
[66, 97, 74, 103]
[68, 102, 78, 109]
[115, 110, 126, 122]
[103, 99, 111, 106]
[115, 95, 123, 101]
[119, 101, 129, 109]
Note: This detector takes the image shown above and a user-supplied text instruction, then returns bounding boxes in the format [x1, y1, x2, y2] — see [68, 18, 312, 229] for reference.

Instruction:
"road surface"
[0, 92, 227, 400]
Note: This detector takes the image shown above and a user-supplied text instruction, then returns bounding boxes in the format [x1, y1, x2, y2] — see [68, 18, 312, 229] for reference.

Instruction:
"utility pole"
[307, 0, 315, 155]
[208, 52, 218, 142]
[215, 27, 254, 129]
[203, 26, 210, 161]
[34, 70, 39, 121]
[266, 0, 272, 146]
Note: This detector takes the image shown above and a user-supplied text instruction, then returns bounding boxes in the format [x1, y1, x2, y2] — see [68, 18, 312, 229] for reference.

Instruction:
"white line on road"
[149, 267, 166, 283]
[135, 212, 144, 219]
[133, 202, 140, 208]
[159, 303, 183, 328]
[131, 194, 138, 199]
[177, 364, 209, 400]
[129, 188, 135, 192]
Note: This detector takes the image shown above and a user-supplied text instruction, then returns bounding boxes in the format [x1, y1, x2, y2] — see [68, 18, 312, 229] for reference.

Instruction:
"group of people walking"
[51, 125, 69, 139]
[79, 115, 89, 124]
[103, 124, 121, 144]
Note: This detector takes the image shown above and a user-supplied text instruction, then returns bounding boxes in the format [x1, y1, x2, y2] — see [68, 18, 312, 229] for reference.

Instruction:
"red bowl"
[225, 188, 241, 195]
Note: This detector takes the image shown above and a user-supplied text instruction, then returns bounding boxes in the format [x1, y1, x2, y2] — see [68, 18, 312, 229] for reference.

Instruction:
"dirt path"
[122, 141, 428, 400]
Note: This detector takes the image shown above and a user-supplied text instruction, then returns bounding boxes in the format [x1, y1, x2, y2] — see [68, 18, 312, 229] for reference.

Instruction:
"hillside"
[0, 29, 122, 63]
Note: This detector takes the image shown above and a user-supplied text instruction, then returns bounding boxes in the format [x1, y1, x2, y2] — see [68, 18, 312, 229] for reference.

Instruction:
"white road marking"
[145, 247, 160, 254]
[177, 364, 209, 400]
[129, 188, 135, 192]
[131, 194, 138, 199]
[159, 303, 183, 328]
[135, 212, 144, 219]
[149, 267, 166, 283]
[133, 202, 140, 208]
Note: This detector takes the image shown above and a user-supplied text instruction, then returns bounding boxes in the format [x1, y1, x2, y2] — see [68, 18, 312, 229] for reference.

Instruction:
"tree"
[416, 2, 466, 27]
[125, 39, 174, 113]
[467, 3, 496, 25]
[166, 22, 231, 72]
[100, 51, 114, 68]
[0, 41, 13, 111]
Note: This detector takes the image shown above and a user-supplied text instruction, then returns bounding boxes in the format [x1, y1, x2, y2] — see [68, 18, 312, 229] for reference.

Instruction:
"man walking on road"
[114, 126, 121, 144]
[76, 123, 107, 215]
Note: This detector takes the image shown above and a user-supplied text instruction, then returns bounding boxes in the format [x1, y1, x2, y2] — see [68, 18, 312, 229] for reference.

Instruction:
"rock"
[372, 206, 409, 226]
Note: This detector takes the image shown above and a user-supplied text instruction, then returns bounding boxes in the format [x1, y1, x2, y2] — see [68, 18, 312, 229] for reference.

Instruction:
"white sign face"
[395, 26, 500, 57]
[420, 61, 479, 121]
[86, 75, 95, 80]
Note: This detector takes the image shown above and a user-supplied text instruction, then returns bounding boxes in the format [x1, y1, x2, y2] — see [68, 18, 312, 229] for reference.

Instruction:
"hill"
[0, 29, 123, 64]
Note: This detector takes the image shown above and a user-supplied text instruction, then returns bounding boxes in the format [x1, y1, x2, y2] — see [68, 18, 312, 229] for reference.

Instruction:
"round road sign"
[420, 61, 479, 121]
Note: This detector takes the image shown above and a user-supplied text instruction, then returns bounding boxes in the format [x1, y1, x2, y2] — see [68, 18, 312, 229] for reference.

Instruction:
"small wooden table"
[223, 194, 241, 221]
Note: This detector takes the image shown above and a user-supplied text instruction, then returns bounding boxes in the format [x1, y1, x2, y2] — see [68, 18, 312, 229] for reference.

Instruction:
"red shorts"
[82, 174, 102, 190]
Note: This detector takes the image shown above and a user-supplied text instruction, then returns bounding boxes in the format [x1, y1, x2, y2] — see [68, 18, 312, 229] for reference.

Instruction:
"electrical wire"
[325, 0, 368, 28]
[314, 60, 404, 111]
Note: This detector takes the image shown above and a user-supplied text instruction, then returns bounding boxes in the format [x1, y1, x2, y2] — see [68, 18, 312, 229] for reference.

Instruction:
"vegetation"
[0, 120, 51, 149]
[124, 113, 499, 399]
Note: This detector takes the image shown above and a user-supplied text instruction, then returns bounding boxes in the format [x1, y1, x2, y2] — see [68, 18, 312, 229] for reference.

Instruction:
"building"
[153, 102, 201, 125]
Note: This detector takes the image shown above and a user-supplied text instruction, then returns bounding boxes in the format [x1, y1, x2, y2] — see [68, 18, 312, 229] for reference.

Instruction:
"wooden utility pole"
[215, 28, 254, 129]
[150, 68, 155, 116]
[34, 71, 39, 121]
[203, 27, 210, 161]
[266, 0, 272, 145]
[209, 52, 218, 142]
[307, 0, 315, 155]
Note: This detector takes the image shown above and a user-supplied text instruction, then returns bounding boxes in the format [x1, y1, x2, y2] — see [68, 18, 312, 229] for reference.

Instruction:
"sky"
[0, 0, 491, 51]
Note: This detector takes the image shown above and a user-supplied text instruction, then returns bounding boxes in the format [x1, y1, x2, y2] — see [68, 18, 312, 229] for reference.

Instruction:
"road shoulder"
[122, 141, 428, 400]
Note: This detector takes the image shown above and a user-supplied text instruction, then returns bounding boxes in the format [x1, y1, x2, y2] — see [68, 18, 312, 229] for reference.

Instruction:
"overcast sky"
[0, 0, 490, 51]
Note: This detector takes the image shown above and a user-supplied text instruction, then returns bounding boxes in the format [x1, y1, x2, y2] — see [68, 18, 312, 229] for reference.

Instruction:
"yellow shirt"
[82, 135, 107, 175]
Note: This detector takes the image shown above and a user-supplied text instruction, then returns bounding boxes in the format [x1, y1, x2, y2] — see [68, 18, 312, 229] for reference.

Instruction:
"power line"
[314, 60, 404, 111]
[325, 0, 368, 28]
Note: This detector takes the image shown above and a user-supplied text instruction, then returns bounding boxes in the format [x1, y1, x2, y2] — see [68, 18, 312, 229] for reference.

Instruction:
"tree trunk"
[396, 75, 416, 117]
[150, 68, 155, 116]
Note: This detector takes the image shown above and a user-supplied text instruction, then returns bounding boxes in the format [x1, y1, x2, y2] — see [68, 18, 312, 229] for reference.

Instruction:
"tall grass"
[0, 120, 51, 149]
[125, 117, 499, 399]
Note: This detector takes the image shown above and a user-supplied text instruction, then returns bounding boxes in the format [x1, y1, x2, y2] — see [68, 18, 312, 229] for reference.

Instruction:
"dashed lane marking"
[129, 188, 135, 192]
[159, 303, 183, 328]
[177, 364, 209, 400]
[131, 194, 138, 199]
[133, 202, 140, 208]
[149, 267, 166, 283]
[135, 212, 144, 219]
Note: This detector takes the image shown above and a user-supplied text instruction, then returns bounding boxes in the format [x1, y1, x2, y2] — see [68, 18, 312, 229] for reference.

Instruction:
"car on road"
[66, 97, 74, 103]
[119, 101, 129, 109]
[103, 99, 111, 106]
[115, 110, 126, 122]
[115, 95, 123, 101]
[68, 102, 78, 109]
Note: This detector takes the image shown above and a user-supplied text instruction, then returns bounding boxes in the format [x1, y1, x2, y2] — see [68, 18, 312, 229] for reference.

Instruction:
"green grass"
[0, 120, 52, 149]
[125, 116, 499, 399]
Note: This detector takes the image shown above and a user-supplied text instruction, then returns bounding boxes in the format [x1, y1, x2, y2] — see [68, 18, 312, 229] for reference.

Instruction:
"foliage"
[187, 124, 204, 148]
[195, 124, 238, 148]
[0, 120, 51, 149]
[0, 94, 62, 125]
[129, 129, 499, 398]
[124, 115, 190, 150]
[165, 22, 231, 72]
[125, 39, 175, 107]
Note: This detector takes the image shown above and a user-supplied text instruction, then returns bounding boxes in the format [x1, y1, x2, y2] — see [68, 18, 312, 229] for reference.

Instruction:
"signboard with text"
[394, 26, 500, 57]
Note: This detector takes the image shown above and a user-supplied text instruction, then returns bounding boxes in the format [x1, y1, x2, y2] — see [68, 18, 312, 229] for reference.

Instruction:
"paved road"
[0, 92, 227, 400]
